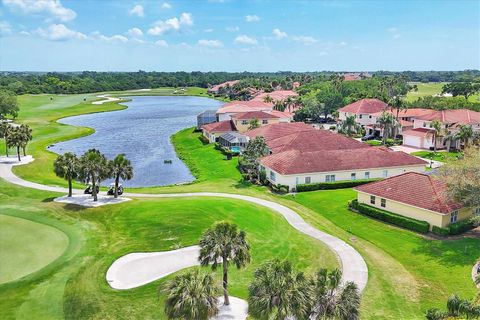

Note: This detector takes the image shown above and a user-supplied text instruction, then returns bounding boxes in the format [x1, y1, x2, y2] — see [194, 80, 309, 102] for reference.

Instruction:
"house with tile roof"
[338, 98, 389, 126]
[207, 80, 239, 94]
[201, 120, 237, 143]
[216, 100, 273, 121]
[354, 172, 477, 229]
[231, 111, 285, 132]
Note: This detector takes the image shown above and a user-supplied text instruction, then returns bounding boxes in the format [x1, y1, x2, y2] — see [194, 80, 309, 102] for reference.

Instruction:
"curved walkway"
[0, 157, 368, 292]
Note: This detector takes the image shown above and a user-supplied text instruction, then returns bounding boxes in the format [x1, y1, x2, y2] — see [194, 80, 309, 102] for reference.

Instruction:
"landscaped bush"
[448, 219, 475, 235]
[385, 138, 395, 147]
[432, 225, 450, 236]
[297, 179, 381, 192]
[271, 183, 289, 194]
[349, 199, 430, 233]
[329, 125, 336, 130]
[365, 140, 382, 146]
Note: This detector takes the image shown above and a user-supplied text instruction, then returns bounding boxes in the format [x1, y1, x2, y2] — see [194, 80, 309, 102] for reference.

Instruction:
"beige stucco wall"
[202, 129, 232, 143]
[357, 191, 473, 229]
[264, 164, 426, 190]
[234, 118, 280, 133]
[339, 111, 376, 126]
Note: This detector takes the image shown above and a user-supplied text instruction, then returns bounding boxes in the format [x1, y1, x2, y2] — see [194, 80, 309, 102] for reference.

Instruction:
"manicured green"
[0, 179, 336, 319]
[411, 150, 463, 164]
[406, 82, 447, 102]
[296, 179, 381, 192]
[0, 214, 69, 284]
[292, 189, 479, 319]
[349, 199, 430, 233]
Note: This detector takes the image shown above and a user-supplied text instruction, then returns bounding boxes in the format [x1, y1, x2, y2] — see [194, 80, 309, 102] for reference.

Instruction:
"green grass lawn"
[0, 214, 69, 284]
[0, 179, 337, 319]
[289, 189, 479, 319]
[410, 150, 463, 164]
[406, 82, 446, 102]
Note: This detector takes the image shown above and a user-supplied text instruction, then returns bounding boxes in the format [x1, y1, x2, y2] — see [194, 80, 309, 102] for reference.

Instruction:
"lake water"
[50, 96, 222, 187]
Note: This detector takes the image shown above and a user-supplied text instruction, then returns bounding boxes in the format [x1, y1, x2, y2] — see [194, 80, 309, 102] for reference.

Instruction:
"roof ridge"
[426, 174, 450, 213]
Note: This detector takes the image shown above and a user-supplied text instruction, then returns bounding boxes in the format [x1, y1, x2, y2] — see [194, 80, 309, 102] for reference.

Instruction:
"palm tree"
[388, 96, 406, 120]
[54, 152, 79, 197]
[284, 97, 294, 113]
[376, 111, 398, 144]
[77, 149, 109, 201]
[163, 269, 219, 320]
[311, 268, 361, 320]
[262, 95, 274, 104]
[430, 120, 443, 153]
[18, 124, 32, 156]
[248, 259, 313, 319]
[248, 118, 260, 130]
[455, 125, 474, 149]
[109, 154, 133, 198]
[198, 221, 250, 306]
[273, 99, 286, 112]
[340, 115, 360, 137]
[0, 122, 11, 157]
[6, 126, 25, 161]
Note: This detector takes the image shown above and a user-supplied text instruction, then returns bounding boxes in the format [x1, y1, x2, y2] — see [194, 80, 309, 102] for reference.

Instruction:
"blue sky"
[0, 0, 479, 71]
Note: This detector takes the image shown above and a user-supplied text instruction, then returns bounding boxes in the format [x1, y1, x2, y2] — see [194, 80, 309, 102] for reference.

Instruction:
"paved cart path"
[0, 156, 368, 293]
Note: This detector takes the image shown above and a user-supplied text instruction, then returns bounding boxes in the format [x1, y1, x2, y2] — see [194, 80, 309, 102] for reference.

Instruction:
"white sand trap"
[214, 296, 248, 320]
[106, 245, 200, 289]
[92, 94, 121, 105]
[54, 194, 131, 208]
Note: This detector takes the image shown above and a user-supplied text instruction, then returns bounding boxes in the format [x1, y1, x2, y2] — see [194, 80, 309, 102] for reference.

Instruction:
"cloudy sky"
[0, 0, 479, 71]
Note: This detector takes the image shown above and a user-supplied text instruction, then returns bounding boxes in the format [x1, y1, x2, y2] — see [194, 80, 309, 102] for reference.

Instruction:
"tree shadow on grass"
[411, 237, 480, 267]
[61, 203, 89, 212]
[41, 197, 56, 203]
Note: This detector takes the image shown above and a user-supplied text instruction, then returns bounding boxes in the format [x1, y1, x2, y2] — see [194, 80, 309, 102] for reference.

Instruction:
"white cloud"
[129, 4, 144, 17]
[226, 26, 239, 32]
[387, 27, 397, 33]
[101, 34, 128, 42]
[127, 27, 143, 38]
[272, 28, 287, 39]
[340, 41, 347, 46]
[393, 34, 401, 39]
[35, 23, 86, 41]
[161, 2, 171, 9]
[155, 39, 168, 47]
[0, 20, 12, 35]
[245, 15, 260, 22]
[20, 30, 30, 36]
[203, 28, 213, 33]
[234, 34, 257, 45]
[3, 0, 76, 22]
[198, 39, 223, 47]
[147, 12, 193, 36]
[292, 35, 318, 44]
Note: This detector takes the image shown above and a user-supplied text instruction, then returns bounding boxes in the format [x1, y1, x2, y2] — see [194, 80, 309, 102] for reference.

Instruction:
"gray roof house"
[197, 110, 218, 130]
[218, 132, 250, 148]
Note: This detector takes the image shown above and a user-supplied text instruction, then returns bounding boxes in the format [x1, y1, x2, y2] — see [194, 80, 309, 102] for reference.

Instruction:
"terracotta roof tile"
[402, 128, 434, 138]
[261, 147, 426, 175]
[245, 122, 315, 141]
[414, 109, 480, 124]
[252, 90, 298, 102]
[355, 172, 462, 214]
[339, 98, 388, 114]
[202, 120, 236, 133]
[231, 111, 280, 120]
[216, 100, 271, 114]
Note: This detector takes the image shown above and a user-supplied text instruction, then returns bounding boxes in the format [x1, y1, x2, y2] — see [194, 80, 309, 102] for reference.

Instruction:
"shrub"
[432, 226, 450, 237]
[349, 199, 430, 233]
[296, 179, 381, 192]
[272, 184, 289, 194]
[449, 219, 474, 235]
[365, 140, 382, 146]
[329, 125, 336, 130]
[385, 138, 395, 147]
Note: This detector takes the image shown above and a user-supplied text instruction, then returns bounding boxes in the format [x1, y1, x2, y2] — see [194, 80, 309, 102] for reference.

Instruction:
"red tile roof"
[370, 108, 432, 118]
[216, 100, 271, 114]
[339, 98, 388, 114]
[208, 80, 239, 92]
[261, 147, 426, 175]
[355, 172, 462, 214]
[245, 122, 315, 141]
[252, 90, 298, 102]
[414, 109, 480, 125]
[202, 120, 236, 133]
[266, 129, 370, 153]
[231, 111, 280, 120]
[402, 128, 434, 138]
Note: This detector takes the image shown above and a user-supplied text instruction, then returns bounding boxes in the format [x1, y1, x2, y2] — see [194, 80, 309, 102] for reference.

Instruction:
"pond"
[50, 96, 223, 187]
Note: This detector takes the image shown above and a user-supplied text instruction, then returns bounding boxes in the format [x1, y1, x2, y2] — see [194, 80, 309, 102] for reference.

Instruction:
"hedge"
[349, 199, 430, 234]
[297, 179, 381, 192]
[448, 219, 474, 235]
[432, 225, 450, 236]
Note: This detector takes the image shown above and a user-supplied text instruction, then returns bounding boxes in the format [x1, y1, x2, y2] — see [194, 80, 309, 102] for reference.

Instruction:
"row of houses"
[338, 98, 480, 149]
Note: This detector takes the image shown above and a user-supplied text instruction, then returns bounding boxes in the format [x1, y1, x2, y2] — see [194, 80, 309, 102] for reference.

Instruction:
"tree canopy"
[0, 90, 19, 119]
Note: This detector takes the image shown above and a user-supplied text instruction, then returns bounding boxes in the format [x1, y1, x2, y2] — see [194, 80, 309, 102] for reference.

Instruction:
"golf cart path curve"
[0, 156, 368, 292]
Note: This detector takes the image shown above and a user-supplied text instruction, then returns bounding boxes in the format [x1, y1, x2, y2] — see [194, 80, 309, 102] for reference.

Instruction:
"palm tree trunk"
[114, 175, 119, 198]
[92, 176, 98, 202]
[4, 140, 8, 157]
[16, 146, 21, 161]
[22, 146, 26, 156]
[68, 178, 72, 197]
[222, 256, 230, 306]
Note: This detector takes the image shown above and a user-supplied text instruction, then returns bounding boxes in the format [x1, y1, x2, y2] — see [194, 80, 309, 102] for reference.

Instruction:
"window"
[359, 114, 363, 119]
[423, 122, 426, 127]
[369, 115, 372, 119]
[365, 172, 370, 179]
[383, 170, 388, 178]
[305, 176, 311, 184]
[381, 198, 386, 208]
[450, 210, 458, 223]
[370, 195, 376, 205]
[241, 120, 248, 125]
[351, 173, 356, 180]
[270, 171, 276, 181]
[295, 177, 299, 185]
[325, 174, 335, 182]
[474, 207, 480, 215]
[345, 113, 347, 117]
[262, 119, 268, 124]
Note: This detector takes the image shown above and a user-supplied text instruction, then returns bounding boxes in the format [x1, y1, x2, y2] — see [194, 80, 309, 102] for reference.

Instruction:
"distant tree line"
[0, 70, 479, 95]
